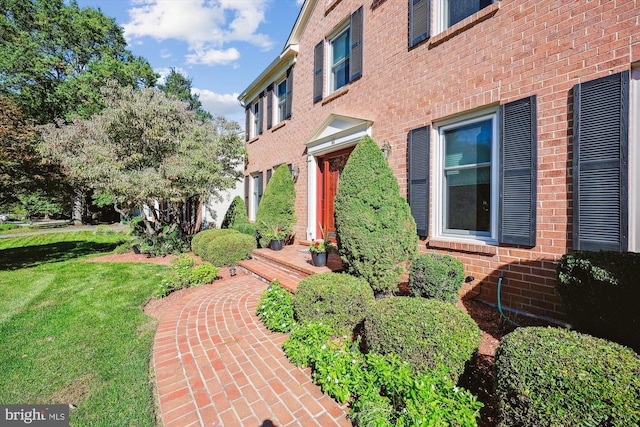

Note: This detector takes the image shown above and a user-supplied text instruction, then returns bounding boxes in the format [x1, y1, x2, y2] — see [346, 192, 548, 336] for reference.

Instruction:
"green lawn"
[0, 232, 169, 426]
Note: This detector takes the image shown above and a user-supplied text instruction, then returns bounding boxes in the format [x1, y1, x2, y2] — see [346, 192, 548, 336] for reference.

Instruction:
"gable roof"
[237, 0, 318, 106]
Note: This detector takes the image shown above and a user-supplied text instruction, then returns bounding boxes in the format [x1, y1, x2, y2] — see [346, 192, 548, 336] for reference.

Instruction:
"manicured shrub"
[409, 253, 465, 303]
[255, 164, 296, 248]
[231, 222, 256, 237]
[364, 296, 480, 381]
[556, 251, 640, 351]
[155, 254, 219, 298]
[198, 232, 256, 266]
[495, 327, 640, 427]
[334, 136, 418, 296]
[256, 279, 295, 333]
[191, 228, 238, 259]
[220, 196, 248, 229]
[293, 273, 375, 336]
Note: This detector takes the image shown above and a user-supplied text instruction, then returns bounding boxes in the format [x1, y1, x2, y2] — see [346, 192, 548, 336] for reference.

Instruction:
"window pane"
[448, 0, 492, 27]
[277, 81, 287, 99]
[444, 119, 492, 167]
[333, 61, 349, 90]
[445, 167, 491, 232]
[332, 31, 349, 64]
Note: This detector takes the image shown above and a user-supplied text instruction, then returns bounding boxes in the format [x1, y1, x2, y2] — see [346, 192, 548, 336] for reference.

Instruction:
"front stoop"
[238, 244, 342, 292]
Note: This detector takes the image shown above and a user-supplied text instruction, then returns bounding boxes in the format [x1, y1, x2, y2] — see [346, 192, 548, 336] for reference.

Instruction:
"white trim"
[250, 174, 260, 221]
[432, 109, 499, 244]
[630, 66, 640, 252]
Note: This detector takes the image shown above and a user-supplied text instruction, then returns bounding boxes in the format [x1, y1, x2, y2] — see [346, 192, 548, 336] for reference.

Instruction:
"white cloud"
[186, 47, 240, 65]
[123, 0, 273, 66]
[296, 0, 304, 4]
[193, 87, 243, 118]
[159, 49, 172, 59]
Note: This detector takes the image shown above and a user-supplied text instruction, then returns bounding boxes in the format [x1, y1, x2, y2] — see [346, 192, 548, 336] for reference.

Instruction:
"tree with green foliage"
[0, 0, 157, 125]
[334, 136, 418, 296]
[221, 196, 249, 229]
[39, 82, 245, 238]
[16, 191, 63, 224]
[255, 165, 297, 248]
[158, 68, 212, 122]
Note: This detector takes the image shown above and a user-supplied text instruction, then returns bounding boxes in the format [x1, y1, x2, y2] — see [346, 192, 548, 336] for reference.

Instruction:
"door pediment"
[305, 114, 373, 155]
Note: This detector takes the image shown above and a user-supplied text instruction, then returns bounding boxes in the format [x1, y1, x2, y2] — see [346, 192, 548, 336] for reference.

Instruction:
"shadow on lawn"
[0, 241, 122, 270]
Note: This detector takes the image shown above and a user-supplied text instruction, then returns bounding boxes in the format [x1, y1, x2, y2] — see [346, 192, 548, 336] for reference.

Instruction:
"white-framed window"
[251, 173, 260, 220]
[276, 79, 287, 123]
[434, 109, 498, 242]
[433, 0, 494, 33]
[252, 101, 260, 138]
[329, 25, 350, 93]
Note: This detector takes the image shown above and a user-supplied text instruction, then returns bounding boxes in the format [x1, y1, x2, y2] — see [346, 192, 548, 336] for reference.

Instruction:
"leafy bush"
[0, 223, 19, 231]
[255, 164, 297, 248]
[282, 322, 335, 368]
[255, 279, 295, 333]
[334, 136, 418, 296]
[282, 321, 482, 425]
[191, 228, 239, 259]
[556, 251, 640, 351]
[293, 273, 374, 336]
[197, 232, 256, 266]
[351, 353, 482, 426]
[155, 254, 219, 298]
[221, 196, 248, 229]
[364, 296, 480, 381]
[231, 222, 256, 237]
[409, 253, 465, 303]
[495, 327, 640, 427]
[135, 233, 190, 257]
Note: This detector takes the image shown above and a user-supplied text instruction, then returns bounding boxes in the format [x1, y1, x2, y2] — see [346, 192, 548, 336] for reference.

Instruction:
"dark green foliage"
[282, 322, 335, 368]
[221, 196, 249, 229]
[255, 165, 297, 248]
[134, 234, 190, 257]
[256, 279, 295, 333]
[556, 251, 640, 351]
[495, 327, 640, 427]
[410, 253, 465, 303]
[197, 232, 255, 266]
[190, 228, 238, 259]
[334, 136, 418, 296]
[364, 297, 480, 381]
[293, 273, 375, 336]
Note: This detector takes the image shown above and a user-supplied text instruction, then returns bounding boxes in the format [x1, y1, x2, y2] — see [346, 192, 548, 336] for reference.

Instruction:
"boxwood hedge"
[364, 296, 480, 381]
[495, 326, 640, 427]
[409, 253, 465, 303]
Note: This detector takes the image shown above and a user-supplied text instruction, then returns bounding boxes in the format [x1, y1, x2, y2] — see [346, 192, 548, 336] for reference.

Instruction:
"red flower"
[314, 241, 320, 247]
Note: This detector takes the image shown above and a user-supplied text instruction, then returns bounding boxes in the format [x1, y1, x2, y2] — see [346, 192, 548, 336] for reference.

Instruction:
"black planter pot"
[270, 239, 284, 251]
[310, 251, 327, 267]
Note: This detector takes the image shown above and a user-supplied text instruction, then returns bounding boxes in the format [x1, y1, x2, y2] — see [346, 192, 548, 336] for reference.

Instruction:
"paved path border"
[153, 275, 351, 426]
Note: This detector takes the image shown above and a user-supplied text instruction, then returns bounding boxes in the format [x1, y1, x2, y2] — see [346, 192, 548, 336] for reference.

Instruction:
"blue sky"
[74, 0, 304, 126]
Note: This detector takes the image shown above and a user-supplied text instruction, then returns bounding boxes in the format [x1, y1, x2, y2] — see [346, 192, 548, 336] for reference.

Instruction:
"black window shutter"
[313, 41, 324, 103]
[266, 84, 273, 130]
[409, 0, 430, 48]
[257, 93, 264, 135]
[408, 126, 430, 236]
[285, 66, 293, 119]
[244, 105, 251, 141]
[266, 168, 272, 184]
[499, 96, 537, 246]
[244, 176, 249, 215]
[573, 71, 629, 251]
[257, 171, 264, 207]
[350, 6, 363, 82]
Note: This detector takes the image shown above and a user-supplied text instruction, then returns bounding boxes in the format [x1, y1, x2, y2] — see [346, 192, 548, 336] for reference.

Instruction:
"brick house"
[238, 0, 640, 321]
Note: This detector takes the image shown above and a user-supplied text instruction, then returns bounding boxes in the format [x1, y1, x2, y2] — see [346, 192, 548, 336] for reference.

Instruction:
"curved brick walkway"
[153, 275, 351, 426]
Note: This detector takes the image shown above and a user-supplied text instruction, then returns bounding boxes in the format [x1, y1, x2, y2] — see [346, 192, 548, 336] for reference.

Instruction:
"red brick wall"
[244, 0, 640, 321]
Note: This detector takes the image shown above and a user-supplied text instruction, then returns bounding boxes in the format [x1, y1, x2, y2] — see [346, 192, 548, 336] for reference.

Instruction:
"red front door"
[317, 148, 353, 240]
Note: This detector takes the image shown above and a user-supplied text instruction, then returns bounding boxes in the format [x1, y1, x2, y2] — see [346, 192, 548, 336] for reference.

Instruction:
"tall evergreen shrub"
[334, 136, 418, 296]
[221, 196, 248, 229]
[255, 164, 297, 248]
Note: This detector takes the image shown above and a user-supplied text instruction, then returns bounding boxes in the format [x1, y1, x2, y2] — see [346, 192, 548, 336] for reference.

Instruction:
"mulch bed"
[88, 251, 554, 426]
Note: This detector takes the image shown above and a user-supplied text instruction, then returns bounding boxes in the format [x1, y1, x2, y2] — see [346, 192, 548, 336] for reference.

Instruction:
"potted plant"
[264, 224, 287, 251]
[309, 238, 333, 267]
